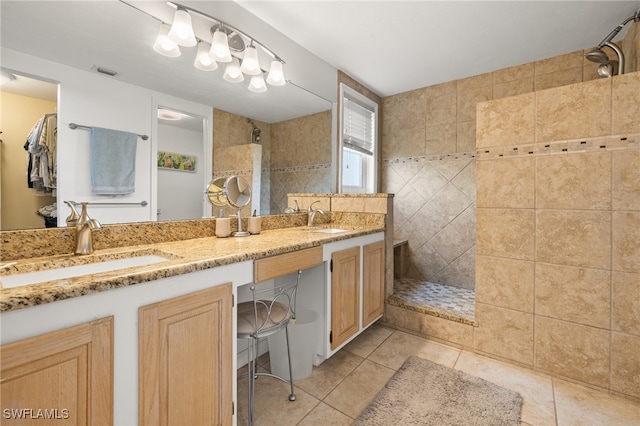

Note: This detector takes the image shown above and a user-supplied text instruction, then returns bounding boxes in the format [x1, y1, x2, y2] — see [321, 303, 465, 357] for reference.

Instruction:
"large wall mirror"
[1, 1, 335, 231]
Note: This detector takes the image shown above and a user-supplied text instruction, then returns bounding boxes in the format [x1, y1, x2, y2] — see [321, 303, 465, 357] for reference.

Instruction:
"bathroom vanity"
[0, 220, 385, 425]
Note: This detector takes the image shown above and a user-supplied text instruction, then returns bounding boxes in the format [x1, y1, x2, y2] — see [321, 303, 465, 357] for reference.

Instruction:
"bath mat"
[353, 356, 522, 426]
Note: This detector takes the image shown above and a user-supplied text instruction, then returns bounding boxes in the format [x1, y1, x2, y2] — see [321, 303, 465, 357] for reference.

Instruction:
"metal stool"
[237, 270, 301, 425]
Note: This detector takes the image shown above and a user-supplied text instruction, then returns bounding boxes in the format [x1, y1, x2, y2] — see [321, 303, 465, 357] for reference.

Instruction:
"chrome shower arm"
[596, 9, 640, 48]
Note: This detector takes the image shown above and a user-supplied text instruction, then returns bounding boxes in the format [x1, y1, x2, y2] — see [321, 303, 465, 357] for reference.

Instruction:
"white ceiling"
[2, 1, 639, 123]
[236, 0, 640, 96]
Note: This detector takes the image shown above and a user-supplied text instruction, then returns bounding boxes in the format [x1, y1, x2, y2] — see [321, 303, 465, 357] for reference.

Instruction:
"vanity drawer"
[254, 246, 323, 282]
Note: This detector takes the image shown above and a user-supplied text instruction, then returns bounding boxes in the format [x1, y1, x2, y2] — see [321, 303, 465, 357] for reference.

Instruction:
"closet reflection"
[0, 73, 58, 230]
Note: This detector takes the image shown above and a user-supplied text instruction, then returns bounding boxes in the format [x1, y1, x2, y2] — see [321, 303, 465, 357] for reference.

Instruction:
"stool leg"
[284, 327, 296, 401]
[247, 337, 255, 426]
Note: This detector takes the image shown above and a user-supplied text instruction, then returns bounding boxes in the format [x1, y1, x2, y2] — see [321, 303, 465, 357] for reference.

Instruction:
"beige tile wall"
[270, 110, 332, 213]
[212, 108, 332, 215]
[475, 71, 640, 399]
[381, 46, 616, 290]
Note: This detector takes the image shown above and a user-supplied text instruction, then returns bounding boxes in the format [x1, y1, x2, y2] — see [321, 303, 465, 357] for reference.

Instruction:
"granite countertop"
[0, 224, 384, 313]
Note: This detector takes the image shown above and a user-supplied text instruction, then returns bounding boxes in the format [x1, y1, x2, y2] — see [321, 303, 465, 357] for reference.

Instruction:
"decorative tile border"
[270, 163, 331, 173]
[214, 169, 252, 178]
[383, 151, 476, 165]
[476, 133, 639, 160]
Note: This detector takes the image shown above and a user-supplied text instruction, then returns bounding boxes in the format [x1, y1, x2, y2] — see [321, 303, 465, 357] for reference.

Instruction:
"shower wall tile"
[423, 80, 457, 99]
[433, 247, 476, 290]
[582, 62, 601, 82]
[611, 332, 640, 398]
[535, 78, 611, 143]
[612, 211, 640, 273]
[534, 51, 584, 76]
[428, 182, 471, 222]
[534, 67, 583, 91]
[535, 263, 611, 329]
[536, 210, 611, 269]
[411, 243, 448, 281]
[474, 303, 534, 366]
[382, 126, 425, 159]
[456, 120, 477, 152]
[612, 71, 640, 134]
[425, 123, 456, 155]
[612, 271, 640, 336]
[612, 150, 640, 211]
[476, 208, 535, 260]
[451, 160, 477, 200]
[476, 92, 535, 149]
[477, 157, 535, 208]
[457, 85, 493, 122]
[458, 72, 493, 90]
[493, 63, 534, 84]
[535, 152, 611, 210]
[382, 88, 425, 134]
[424, 91, 456, 126]
[493, 78, 534, 99]
[430, 223, 471, 265]
[535, 316, 610, 388]
[475, 255, 534, 313]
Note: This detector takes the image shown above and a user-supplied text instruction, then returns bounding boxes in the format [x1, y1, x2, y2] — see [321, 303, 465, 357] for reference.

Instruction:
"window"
[339, 83, 378, 193]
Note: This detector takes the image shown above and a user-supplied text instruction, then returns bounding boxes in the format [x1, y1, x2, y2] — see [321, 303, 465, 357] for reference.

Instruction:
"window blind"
[343, 96, 375, 156]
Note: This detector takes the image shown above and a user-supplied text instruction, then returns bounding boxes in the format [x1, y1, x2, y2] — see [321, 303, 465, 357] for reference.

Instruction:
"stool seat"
[237, 300, 291, 338]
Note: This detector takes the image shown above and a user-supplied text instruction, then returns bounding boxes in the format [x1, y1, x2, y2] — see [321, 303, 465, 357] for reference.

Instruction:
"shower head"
[586, 8, 640, 74]
[585, 47, 610, 64]
[246, 118, 261, 143]
[246, 117, 260, 130]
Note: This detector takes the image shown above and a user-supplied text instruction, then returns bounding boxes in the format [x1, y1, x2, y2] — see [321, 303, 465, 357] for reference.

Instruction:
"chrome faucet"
[66, 201, 101, 255]
[284, 200, 300, 214]
[307, 201, 325, 227]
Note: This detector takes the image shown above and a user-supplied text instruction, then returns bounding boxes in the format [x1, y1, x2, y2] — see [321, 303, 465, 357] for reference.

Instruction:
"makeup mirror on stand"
[225, 176, 252, 237]
[205, 176, 252, 237]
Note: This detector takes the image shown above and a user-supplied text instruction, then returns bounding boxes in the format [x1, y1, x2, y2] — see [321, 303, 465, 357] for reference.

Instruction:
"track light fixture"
[139, 1, 286, 93]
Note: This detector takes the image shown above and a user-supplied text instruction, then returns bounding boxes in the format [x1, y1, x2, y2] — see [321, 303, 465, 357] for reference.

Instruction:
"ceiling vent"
[92, 65, 118, 77]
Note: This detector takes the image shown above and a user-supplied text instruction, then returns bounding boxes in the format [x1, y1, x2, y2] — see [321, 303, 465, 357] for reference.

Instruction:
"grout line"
[551, 377, 560, 426]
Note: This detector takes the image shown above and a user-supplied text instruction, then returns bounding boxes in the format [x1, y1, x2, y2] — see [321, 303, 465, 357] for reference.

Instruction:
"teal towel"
[89, 127, 137, 195]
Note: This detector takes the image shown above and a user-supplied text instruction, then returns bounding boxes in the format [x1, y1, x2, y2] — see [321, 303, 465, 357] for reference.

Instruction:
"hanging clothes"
[24, 113, 57, 194]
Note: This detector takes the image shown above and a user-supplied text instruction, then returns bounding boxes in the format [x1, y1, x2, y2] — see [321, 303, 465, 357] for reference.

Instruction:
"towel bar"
[69, 123, 149, 140]
[70, 201, 148, 207]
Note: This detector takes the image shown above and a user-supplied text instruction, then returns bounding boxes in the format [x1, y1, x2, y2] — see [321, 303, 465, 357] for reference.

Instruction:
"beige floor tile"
[368, 330, 461, 370]
[297, 402, 353, 426]
[342, 324, 394, 358]
[294, 350, 365, 400]
[323, 359, 395, 419]
[237, 375, 319, 426]
[455, 351, 556, 426]
[553, 378, 640, 426]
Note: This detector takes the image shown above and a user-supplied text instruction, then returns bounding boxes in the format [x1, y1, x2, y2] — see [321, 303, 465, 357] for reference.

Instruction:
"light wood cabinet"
[362, 240, 385, 327]
[139, 284, 233, 426]
[0, 316, 114, 425]
[330, 246, 360, 350]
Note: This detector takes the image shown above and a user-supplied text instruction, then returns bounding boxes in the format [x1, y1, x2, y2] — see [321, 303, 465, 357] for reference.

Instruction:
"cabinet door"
[363, 240, 385, 327]
[139, 284, 233, 426]
[331, 246, 360, 350]
[1, 316, 114, 425]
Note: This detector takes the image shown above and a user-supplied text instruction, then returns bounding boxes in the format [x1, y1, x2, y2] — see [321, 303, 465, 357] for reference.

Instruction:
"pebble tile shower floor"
[388, 278, 476, 324]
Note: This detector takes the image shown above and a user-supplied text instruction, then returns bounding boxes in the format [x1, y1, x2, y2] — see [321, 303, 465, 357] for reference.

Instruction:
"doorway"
[156, 107, 207, 222]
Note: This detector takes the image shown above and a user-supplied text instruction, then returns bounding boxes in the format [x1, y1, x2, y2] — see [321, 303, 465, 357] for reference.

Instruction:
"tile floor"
[237, 323, 640, 426]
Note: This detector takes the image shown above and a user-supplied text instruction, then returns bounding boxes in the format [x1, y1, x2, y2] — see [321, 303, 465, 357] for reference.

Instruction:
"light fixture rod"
[167, 1, 285, 63]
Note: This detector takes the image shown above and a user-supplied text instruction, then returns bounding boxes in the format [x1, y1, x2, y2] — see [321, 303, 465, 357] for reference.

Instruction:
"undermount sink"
[1, 254, 170, 289]
[311, 228, 348, 234]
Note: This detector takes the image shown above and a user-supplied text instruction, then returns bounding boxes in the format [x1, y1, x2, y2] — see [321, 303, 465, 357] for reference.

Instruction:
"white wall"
[1, 48, 212, 226]
[157, 123, 205, 221]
